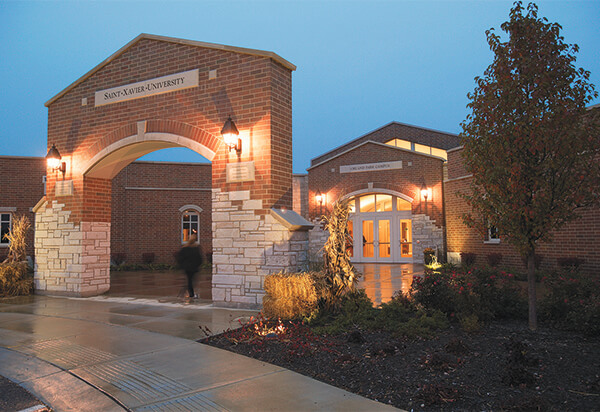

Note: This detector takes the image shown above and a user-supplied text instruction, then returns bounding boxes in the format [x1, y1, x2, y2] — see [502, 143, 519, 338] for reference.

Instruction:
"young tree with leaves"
[460, 2, 599, 330]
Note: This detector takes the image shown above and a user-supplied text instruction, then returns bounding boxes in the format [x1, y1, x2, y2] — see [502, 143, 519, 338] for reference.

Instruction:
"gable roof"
[45, 33, 296, 107]
[307, 139, 446, 171]
[310, 121, 460, 167]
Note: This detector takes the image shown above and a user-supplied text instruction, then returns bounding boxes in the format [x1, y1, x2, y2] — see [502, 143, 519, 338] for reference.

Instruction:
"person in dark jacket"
[178, 234, 203, 299]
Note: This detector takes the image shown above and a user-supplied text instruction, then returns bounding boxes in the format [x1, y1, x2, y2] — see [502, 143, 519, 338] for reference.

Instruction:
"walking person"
[177, 234, 203, 299]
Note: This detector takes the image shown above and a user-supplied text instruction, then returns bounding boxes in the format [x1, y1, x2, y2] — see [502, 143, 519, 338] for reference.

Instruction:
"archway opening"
[102, 144, 213, 300]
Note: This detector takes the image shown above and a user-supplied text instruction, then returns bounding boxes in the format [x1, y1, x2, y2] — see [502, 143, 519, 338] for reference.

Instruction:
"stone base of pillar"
[34, 200, 111, 297]
[211, 189, 311, 309]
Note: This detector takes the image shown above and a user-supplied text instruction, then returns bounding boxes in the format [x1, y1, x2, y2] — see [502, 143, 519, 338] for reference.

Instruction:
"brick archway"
[83, 120, 220, 179]
[34, 34, 307, 307]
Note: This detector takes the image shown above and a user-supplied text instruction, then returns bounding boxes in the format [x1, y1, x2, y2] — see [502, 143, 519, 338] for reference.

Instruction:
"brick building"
[1, 157, 213, 265]
[2, 34, 598, 304]
[444, 105, 600, 274]
[306, 122, 460, 264]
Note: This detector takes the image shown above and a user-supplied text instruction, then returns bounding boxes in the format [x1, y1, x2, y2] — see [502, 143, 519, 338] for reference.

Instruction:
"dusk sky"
[1, 1, 598, 173]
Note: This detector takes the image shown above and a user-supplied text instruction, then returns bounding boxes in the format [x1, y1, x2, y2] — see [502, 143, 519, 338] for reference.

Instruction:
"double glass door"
[362, 219, 391, 261]
[350, 216, 412, 263]
[347, 194, 413, 263]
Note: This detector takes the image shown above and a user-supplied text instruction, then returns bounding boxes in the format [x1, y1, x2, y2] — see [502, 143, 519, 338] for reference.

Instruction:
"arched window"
[179, 205, 203, 243]
[181, 211, 199, 243]
[348, 194, 412, 213]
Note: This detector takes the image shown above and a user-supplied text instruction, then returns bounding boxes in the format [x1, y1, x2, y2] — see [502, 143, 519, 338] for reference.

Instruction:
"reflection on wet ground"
[355, 263, 425, 306]
[107, 264, 424, 307]
[108, 268, 212, 302]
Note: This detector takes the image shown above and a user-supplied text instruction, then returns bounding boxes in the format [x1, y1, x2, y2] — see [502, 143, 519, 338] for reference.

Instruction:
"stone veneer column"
[411, 214, 444, 263]
[212, 189, 310, 309]
[34, 200, 110, 297]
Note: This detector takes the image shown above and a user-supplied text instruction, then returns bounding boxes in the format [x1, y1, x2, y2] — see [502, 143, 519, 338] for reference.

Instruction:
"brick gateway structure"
[34, 34, 311, 308]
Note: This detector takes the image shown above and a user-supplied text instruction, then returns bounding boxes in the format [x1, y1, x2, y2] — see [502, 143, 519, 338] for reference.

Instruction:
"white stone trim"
[179, 204, 203, 214]
[444, 174, 473, 183]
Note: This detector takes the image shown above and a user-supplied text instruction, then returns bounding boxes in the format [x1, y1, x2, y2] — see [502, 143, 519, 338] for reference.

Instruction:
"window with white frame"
[485, 225, 500, 243]
[182, 211, 199, 243]
[1, 213, 11, 245]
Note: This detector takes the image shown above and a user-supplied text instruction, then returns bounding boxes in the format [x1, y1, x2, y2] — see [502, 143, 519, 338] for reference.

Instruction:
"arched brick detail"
[84, 120, 222, 166]
[146, 120, 222, 153]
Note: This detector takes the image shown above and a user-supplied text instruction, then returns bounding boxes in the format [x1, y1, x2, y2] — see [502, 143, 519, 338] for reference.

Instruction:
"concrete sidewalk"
[0, 295, 398, 411]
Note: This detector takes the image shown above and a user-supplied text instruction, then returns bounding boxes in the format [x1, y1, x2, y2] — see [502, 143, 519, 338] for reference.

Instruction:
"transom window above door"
[349, 194, 411, 214]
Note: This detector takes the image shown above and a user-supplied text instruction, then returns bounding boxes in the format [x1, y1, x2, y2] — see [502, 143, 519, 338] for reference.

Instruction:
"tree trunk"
[527, 252, 538, 331]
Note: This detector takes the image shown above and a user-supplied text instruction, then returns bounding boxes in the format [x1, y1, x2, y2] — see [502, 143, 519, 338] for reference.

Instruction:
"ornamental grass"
[1, 215, 33, 297]
[262, 271, 321, 319]
[0, 261, 33, 297]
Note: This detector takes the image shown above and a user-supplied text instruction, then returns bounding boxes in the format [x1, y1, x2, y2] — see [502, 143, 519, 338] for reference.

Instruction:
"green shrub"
[460, 252, 477, 267]
[395, 309, 449, 338]
[556, 257, 585, 270]
[540, 270, 600, 335]
[470, 269, 527, 320]
[411, 267, 527, 322]
[459, 313, 482, 333]
[486, 253, 503, 267]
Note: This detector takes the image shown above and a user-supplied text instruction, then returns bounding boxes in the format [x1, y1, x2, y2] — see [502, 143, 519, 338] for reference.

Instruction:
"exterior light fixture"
[420, 182, 429, 201]
[315, 190, 323, 205]
[221, 116, 241, 154]
[46, 144, 66, 179]
[315, 190, 324, 215]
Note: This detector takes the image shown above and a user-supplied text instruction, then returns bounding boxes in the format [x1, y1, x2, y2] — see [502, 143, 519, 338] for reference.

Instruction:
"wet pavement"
[355, 262, 424, 305]
[0, 265, 405, 411]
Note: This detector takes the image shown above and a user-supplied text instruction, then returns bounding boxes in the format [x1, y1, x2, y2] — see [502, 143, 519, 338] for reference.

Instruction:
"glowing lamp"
[221, 116, 241, 154]
[46, 144, 66, 178]
[315, 190, 323, 205]
[420, 182, 429, 201]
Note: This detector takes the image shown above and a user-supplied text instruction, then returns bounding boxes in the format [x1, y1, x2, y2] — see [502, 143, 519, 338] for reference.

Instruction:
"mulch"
[201, 320, 600, 411]
[0, 375, 48, 412]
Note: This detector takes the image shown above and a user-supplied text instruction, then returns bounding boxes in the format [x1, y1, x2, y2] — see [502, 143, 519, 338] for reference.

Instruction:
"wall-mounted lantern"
[315, 190, 324, 215]
[46, 144, 66, 179]
[420, 182, 429, 202]
[315, 190, 323, 205]
[221, 116, 241, 154]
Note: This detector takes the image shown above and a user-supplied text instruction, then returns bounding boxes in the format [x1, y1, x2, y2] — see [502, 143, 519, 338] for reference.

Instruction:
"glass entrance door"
[400, 219, 412, 258]
[361, 218, 391, 262]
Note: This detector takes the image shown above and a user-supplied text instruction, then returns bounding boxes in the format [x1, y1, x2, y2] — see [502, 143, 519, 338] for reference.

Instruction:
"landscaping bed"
[202, 318, 599, 411]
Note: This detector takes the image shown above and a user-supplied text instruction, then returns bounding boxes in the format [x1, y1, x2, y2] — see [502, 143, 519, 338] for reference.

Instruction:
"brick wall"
[45, 35, 294, 223]
[0, 156, 46, 260]
[445, 147, 600, 273]
[308, 142, 446, 226]
[111, 161, 212, 264]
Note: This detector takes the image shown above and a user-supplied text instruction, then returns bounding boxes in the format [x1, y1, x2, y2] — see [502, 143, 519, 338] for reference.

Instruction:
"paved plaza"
[0, 265, 413, 411]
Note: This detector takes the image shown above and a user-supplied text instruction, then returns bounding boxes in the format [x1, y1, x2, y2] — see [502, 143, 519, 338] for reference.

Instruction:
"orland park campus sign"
[340, 160, 403, 174]
[95, 68, 199, 106]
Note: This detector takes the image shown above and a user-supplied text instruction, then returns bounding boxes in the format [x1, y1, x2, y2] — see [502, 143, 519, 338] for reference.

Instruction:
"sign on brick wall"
[95, 69, 199, 107]
[340, 160, 402, 174]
